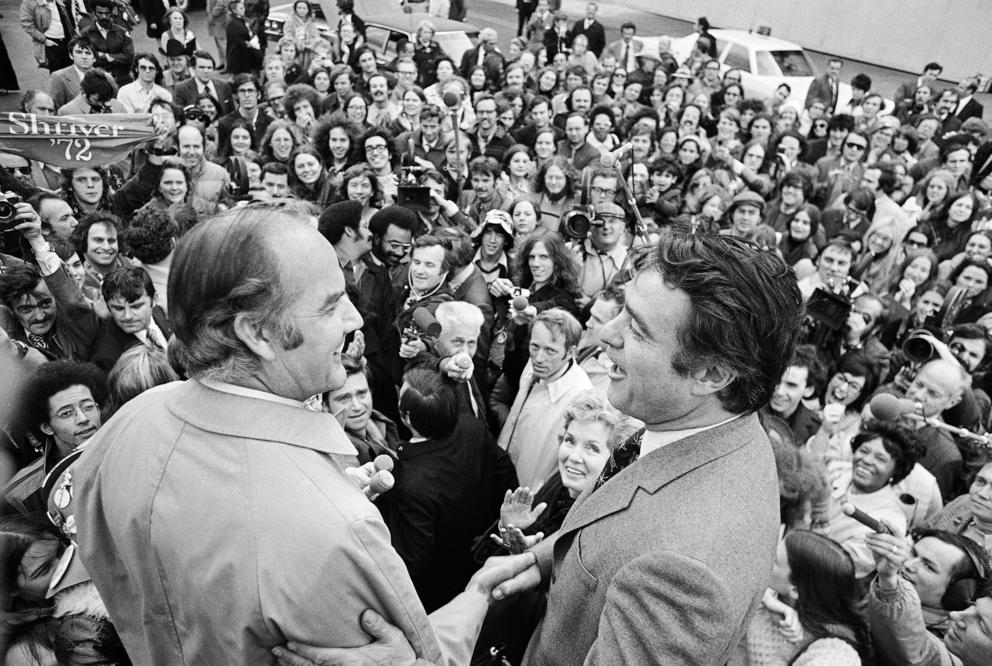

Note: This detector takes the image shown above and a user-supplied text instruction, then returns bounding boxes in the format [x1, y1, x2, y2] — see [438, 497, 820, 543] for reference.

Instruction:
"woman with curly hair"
[282, 83, 321, 136]
[136, 158, 192, 215]
[258, 119, 307, 165]
[532, 156, 577, 233]
[336, 163, 383, 227]
[288, 146, 335, 207]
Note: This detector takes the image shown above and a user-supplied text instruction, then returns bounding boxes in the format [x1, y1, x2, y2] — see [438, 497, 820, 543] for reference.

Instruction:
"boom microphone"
[841, 502, 893, 534]
[599, 142, 633, 168]
[412, 307, 442, 337]
[868, 393, 918, 421]
[442, 92, 460, 109]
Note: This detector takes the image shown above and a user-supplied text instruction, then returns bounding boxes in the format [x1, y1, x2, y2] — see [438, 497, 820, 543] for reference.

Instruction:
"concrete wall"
[660, 0, 992, 81]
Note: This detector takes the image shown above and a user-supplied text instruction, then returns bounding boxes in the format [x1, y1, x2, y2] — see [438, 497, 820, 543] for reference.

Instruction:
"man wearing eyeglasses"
[574, 199, 628, 300]
[814, 129, 868, 208]
[215, 73, 272, 155]
[4, 359, 106, 514]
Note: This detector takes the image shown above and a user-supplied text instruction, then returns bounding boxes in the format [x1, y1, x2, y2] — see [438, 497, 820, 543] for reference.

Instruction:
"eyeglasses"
[268, 95, 284, 104]
[386, 240, 412, 252]
[903, 238, 928, 248]
[53, 401, 99, 421]
[591, 186, 617, 197]
[844, 142, 867, 150]
[8, 166, 31, 175]
[365, 144, 388, 153]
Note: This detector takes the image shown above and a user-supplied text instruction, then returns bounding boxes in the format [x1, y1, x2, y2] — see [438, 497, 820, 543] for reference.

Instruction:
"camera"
[561, 205, 597, 240]
[802, 277, 857, 349]
[0, 192, 23, 232]
[226, 156, 251, 200]
[903, 329, 939, 364]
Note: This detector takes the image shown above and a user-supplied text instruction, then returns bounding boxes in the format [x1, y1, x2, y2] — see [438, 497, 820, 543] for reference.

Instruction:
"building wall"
[662, 0, 992, 81]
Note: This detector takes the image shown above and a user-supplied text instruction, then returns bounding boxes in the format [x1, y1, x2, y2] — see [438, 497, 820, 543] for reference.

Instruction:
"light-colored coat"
[19, 0, 54, 65]
[524, 414, 780, 665]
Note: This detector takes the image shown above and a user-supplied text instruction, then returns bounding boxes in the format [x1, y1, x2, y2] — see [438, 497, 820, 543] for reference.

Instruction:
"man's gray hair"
[168, 206, 306, 382]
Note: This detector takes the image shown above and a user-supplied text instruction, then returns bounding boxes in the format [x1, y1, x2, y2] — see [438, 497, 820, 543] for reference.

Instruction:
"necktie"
[622, 44, 630, 72]
[593, 430, 643, 491]
[147, 326, 167, 351]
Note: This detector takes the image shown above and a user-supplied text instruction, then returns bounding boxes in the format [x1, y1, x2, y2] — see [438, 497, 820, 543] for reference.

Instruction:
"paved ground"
[0, 0, 988, 111]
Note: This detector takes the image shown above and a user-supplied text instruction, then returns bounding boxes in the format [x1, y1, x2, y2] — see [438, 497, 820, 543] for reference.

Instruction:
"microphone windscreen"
[412, 307, 441, 337]
[373, 454, 394, 473]
[868, 393, 903, 421]
[369, 470, 394, 494]
[442, 92, 460, 109]
[512, 295, 529, 311]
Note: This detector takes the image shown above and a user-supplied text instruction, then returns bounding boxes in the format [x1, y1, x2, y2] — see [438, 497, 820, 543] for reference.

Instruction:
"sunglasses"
[844, 143, 867, 150]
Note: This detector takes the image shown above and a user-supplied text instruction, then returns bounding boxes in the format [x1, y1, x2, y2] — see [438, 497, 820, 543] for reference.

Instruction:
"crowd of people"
[2, 0, 992, 663]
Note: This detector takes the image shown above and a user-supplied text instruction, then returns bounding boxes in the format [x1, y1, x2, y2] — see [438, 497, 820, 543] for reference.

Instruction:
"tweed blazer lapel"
[557, 414, 763, 537]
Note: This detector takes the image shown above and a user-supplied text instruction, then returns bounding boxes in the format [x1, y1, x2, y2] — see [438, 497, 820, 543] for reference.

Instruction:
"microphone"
[869, 394, 992, 447]
[868, 393, 918, 421]
[512, 295, 529, 311]
[441, 92, 460, 109]
[599, 142, 633, 168]
[411, 307, 442, 337]
[368, 469, 394, 495]
[373, 454, 394, 473]
[841, 502, 893, 534]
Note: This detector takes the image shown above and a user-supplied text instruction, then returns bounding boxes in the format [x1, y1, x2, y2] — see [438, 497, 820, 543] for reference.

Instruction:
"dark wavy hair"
[24, 360, 107, 429]
[851, 419, 925, 486]
[533, 155, 577, 198]
[629, 230, 803, 413]
[512, 228, 581, 296]
[313, 114, 359, 167]
[122, 206, 177, 265]
[784, 530, 868, 654]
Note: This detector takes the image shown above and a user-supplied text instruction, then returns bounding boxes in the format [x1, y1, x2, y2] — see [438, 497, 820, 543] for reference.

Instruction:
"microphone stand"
[606, 160, 647, 242]
[897, 408, 992, 449]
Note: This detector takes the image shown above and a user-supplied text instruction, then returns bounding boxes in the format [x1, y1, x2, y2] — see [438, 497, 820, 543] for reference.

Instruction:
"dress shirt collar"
[531, 360, 585, 403]
[640, 413, 743, 458]
[199, 378, 305, 408]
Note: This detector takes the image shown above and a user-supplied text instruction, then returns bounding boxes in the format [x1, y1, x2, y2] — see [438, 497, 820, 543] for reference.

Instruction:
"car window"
[723, 44, 750, 72]
[309, 2, 325, 20]
[381, 31, 406, 62]
[435, 31, 475, 64]
[714, 39, 727, 58]
[756, 50, 815, 77]
[365, 26, 390, 53]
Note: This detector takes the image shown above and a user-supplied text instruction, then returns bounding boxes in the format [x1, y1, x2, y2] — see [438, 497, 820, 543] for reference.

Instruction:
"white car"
[640, 29, 871, 112]
[265, 4, 479, 66]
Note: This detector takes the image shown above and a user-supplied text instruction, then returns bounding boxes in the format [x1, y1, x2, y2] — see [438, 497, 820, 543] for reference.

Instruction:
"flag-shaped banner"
[0, 113, 157, 168]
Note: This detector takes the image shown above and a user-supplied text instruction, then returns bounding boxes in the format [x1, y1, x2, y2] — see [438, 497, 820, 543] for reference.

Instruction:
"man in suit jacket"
[603, 21, 643, 72]
[89, 266, 172, 372]
[49, 36, 110, 110]
[280, 231, 804, 665]
[805, 57, 842, 112]
[894, 61, 943, 107]
[568, 2, 605, 57]
[953, 77, 984, 122]
[173, 50, 235, 115]
[73, 207, 507, 665]
[459, 27, 504, 83]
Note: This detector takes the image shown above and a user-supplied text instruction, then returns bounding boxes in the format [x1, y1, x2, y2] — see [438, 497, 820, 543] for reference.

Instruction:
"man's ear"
[803, 385, 816, 400]
[690, 364, 734, 397]
[233, 312, 277, 361]
[39, 422, 54, 437]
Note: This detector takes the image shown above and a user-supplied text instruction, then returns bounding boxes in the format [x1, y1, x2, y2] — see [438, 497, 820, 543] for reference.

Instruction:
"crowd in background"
[3, 0, 992, 663]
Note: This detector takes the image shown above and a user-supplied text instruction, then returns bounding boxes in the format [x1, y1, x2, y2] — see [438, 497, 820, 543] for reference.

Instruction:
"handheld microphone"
[841, 502, 893, 534]
[455, 355, 472, 369]
[441, 92, 460, 109]
[411, 307, 442, 337]
[512, 295, 529, 311]
[868, 393, 919, 421]
[373, 454, 394, 473]
[599, 142, 633, 168]
[368, 470, 394, 495]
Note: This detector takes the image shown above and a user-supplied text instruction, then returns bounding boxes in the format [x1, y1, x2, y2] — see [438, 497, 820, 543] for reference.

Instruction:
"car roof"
[364, 12, 477, 34]
[708, 28, 804, 52]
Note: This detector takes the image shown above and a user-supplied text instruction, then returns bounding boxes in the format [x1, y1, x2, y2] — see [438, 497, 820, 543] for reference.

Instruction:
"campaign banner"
[0, 113, 157, 168]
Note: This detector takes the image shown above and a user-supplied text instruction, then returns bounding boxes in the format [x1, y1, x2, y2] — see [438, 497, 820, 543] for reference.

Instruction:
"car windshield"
[754, 49, 815, 77]
[436, 32, 476, 63]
